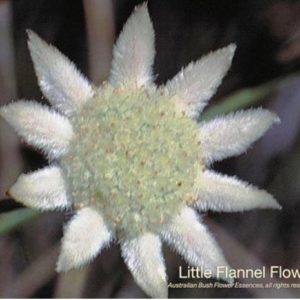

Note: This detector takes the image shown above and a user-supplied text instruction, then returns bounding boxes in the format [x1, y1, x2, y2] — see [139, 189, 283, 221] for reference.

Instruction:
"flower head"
[0, 3, 280, 298]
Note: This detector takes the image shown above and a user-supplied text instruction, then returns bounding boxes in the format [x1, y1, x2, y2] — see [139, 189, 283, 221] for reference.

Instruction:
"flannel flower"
[0, 3, 281, 298]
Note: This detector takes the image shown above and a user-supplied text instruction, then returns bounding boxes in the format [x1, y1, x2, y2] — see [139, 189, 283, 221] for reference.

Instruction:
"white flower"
[0, 3, 281, 298]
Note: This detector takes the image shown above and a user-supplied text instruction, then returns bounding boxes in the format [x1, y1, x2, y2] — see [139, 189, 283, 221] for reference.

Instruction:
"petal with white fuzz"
[121, 233, 168, 298]
[194, 170, 281, 212]
[8, 166, 69, 210]
[200, 109, 280, 164]
[27, 30, 94, 116]
[56, 207, 112, 272]
[109, 3, 155, 89]
[161, 207, 231, 282]
[0, 101, 73, 159]
[165, 44, 236, 119]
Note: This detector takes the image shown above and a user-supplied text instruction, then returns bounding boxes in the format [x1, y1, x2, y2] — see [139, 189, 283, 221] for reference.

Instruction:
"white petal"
[194, 170, 281, 212]
[0, 101, 73, 159]
[109, 3, 155, 89]
[165, 44, 236, 119]
[8, 166, 69, 210]
[161, 207, 231, 282]
[199, 109, 280, 164]
[27, 30, 94, 116]
[121, 233, 168, 298]
[56, 207, 112, 272]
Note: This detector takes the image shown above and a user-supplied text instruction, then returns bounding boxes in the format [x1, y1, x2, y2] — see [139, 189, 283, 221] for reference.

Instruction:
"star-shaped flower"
[0, 3, 280, 298]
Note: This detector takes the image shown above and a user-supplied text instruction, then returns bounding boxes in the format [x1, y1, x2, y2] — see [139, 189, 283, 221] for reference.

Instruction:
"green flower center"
[61, 86, 200, 239]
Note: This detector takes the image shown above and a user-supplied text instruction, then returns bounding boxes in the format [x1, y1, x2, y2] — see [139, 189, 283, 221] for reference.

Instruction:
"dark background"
[0, 0, 299, 298]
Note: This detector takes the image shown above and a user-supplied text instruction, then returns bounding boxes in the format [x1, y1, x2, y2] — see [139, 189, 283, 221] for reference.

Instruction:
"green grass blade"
[0, 208, 40, 235]
[201, 79, 279, 121]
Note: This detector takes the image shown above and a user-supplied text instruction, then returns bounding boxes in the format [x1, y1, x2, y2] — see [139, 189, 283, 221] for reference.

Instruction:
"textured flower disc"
[61, 86, 200, 239]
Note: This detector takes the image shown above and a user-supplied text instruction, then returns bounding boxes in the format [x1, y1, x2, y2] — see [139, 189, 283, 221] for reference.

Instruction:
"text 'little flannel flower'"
[0, 3, 281, 298]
